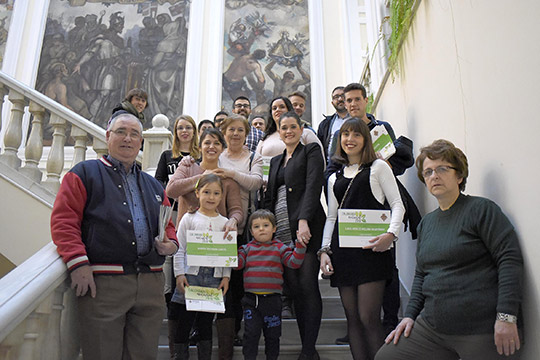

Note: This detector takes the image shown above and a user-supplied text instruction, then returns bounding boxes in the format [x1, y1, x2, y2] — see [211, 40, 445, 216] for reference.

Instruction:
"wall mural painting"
[222, 0, 312, 123]
[35, 0, 190, 131]
[0, 0, 15, 68]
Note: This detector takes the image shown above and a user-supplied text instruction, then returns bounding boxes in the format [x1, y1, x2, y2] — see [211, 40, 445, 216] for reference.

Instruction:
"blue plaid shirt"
[245, 126, 263, 152]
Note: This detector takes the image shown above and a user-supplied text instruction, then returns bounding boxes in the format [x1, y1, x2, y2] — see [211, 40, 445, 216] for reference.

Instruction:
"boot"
[197, 340, 213, 360]
[168, 319, 179, 359]
[173, 343, 189, 360]
[216, 318, 235, 360]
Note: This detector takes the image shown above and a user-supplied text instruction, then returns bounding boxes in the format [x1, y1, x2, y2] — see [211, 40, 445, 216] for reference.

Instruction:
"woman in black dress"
[263, 111, 325, 360]
[319, 118, 404, 360]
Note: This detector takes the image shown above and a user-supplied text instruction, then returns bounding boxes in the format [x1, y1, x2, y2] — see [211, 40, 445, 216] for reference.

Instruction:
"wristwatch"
[496, 312, 517, 324]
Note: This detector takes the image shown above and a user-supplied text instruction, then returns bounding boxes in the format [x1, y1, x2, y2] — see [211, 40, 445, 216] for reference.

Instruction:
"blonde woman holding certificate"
[318, 118, 404, 360]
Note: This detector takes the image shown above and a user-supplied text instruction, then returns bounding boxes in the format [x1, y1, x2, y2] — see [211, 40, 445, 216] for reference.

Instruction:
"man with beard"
[232, 96, 263, 152]
[317, 86, 348, 162]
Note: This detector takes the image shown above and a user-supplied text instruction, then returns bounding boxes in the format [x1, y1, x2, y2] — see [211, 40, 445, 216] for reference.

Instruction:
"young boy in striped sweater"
[236, 209, 307, 360]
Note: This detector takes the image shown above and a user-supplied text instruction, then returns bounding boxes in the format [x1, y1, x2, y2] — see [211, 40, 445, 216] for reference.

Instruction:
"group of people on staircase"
[50, 83, 523, 360]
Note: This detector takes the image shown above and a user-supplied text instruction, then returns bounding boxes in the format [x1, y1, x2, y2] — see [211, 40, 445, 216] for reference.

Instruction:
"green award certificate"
[338, 209, 391, 248]
[185, 286, 225, 313]
[186, 231, 237, 267]
[371, 125, 396, 160]
[262, 156, 272, 182]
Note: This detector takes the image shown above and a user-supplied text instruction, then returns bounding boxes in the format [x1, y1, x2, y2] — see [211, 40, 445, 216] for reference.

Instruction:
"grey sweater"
[405, 194, 523, 335]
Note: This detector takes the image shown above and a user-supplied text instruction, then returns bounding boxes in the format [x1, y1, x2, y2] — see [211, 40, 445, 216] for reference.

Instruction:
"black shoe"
[281, 304, 293, 319]
[189, 328, 200, 346]
[233, 335, 243, 346]
[298, 350, 320, 360]
[335, 334, 349, 345]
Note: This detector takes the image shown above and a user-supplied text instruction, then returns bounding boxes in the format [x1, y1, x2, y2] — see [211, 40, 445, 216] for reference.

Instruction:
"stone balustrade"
[0, 243, 79, 360]
[0, 71, 172, 193]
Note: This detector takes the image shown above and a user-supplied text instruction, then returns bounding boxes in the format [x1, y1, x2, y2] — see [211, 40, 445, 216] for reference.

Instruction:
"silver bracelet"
[316, 246, 333, 260]
[496, 312, 517, 324]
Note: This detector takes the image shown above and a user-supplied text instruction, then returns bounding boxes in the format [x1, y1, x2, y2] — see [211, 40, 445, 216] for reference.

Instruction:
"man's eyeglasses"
[234, 103, 250, 109]
[332, 94, 344, 100]
[110, 129, 142, 140]
[422, 165, 457, 179]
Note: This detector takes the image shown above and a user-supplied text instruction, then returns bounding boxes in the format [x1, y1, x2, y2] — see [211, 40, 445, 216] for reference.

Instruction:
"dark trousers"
[242, 293, 282, 360]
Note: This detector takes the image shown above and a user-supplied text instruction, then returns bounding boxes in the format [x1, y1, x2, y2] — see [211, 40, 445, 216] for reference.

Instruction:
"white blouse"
[321, 160, 405, 248]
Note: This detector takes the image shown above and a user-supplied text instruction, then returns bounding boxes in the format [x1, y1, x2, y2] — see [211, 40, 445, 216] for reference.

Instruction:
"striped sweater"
[236, 239, 306, 294]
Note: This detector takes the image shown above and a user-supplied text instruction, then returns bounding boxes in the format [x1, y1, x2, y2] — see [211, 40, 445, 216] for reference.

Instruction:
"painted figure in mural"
[139, 16, 164, 58]
[44, 63, 72, 111]
[268, 30, 303, 67]
[223, 49, 267, 105]
[265, 58, 310, 98]
[146, 14, 187, 120]
[73, 12, 127, 127]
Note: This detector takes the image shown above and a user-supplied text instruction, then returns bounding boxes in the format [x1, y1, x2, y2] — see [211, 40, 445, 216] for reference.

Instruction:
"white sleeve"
[174, 214, 190, 276]
[370, 160, 405, 237]
[321, 173, 338, 248]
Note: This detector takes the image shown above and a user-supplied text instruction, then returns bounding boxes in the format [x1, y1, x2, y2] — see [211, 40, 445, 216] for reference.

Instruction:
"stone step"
[156, 279, 354, 359]
[159, 317, 348, 346]
[157, 344, 353, 360]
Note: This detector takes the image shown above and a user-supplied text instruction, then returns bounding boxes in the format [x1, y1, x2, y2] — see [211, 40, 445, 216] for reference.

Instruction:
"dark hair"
[233, 96, 251, 107]
[199, 127, 227, 149]
[332, 86, 345, 95]
[332, 118, 377, 165]
[343, 83, 367, 98]
[248, 209, 276, 233]
[288, 91, 306, 101]
[195, 173, 223, 192]
[415, 139, 468, 191]
[213, 111, 228, 122]
[278, 111, 302, 127]
[197, 119, 215, 132]
[263, 96, 294, 140]
[124, 88, 148, 108]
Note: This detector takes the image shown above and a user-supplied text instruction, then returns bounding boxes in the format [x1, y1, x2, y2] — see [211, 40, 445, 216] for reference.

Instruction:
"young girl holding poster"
[172, 174, 231, 360]
[318, 118, 405, 360]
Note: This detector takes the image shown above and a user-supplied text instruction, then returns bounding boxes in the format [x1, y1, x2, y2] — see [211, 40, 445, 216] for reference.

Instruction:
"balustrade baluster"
[70, 125, 88, 167]
[40, 284, 66, 360]
[0, 89, 26, 169]
[0, 83, 7, 137]
[17, 312, 40, 360]
[42, 114, 66, 192]
[92, 137, 108, 159]
[19, 102, 45, 182]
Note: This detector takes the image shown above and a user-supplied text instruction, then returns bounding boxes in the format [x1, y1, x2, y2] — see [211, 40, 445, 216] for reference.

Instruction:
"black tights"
[339, 281, 385, 360]
[284, 252, 322, 356]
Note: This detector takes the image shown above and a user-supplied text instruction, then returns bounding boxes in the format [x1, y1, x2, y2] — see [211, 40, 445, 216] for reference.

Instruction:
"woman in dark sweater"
[376, 139, 523, 360]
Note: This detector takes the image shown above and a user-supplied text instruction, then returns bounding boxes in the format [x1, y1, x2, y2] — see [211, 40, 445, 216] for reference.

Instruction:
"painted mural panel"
[35, 0, 190, 129]
[0, 0, 15, 68]
[222, 0, 311, 123]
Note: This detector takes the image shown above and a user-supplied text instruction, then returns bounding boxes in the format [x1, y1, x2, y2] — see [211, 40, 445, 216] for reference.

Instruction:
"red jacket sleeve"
[162, 190, 179, 245]
[50, 172, 89, 271]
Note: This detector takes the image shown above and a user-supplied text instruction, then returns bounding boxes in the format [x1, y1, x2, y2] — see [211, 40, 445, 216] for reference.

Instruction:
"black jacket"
[263, 143, 326, 252]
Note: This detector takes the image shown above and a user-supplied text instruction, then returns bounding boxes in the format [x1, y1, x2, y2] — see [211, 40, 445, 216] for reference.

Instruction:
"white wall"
[374, 1, 540, 357]
[0, 176, 52, 265]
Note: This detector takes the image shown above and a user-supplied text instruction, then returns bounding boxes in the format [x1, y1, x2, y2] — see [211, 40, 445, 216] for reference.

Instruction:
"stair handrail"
[0, 71, 105, 140]
[0, 242, 68, 343]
